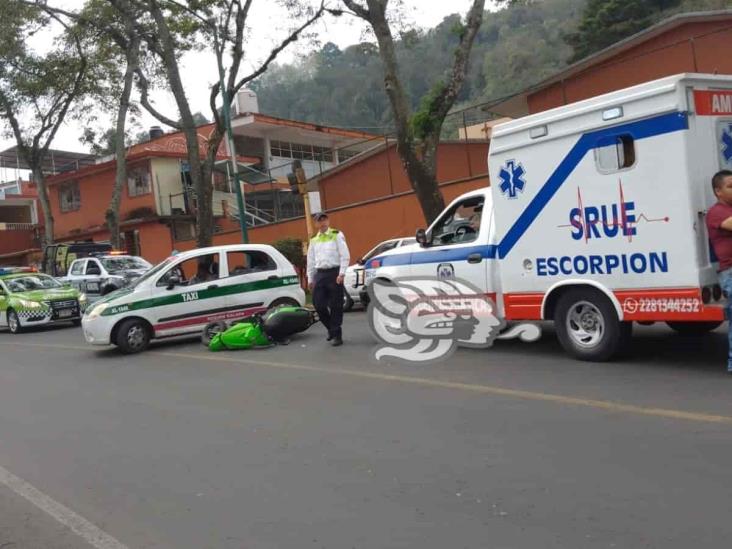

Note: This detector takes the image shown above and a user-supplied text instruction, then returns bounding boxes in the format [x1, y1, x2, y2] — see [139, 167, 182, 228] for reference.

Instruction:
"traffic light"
[287, 160, 307, 194]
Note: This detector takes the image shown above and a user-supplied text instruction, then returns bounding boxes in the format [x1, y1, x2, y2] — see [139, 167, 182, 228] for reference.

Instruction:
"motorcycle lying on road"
[201, 306, 318, 351]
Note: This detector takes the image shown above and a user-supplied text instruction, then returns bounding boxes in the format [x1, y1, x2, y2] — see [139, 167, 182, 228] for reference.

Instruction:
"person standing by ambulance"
[706, 169, 732, 373]
[307, 212, 350, 346]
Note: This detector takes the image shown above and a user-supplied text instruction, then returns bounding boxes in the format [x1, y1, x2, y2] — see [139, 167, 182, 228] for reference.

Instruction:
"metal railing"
[0, 222, 36, 230]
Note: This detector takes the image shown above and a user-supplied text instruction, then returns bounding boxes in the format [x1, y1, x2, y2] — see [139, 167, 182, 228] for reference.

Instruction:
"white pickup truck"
[62, 254, 151, 298]
[364, 73, 732, 361]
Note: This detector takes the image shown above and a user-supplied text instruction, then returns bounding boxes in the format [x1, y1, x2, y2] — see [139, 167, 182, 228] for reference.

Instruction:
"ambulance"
[364, 73, 732, 361]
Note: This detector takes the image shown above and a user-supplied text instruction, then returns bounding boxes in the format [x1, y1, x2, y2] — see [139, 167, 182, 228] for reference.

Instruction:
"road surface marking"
[5, 341, 732, 426]
[0, 463, 131, 549]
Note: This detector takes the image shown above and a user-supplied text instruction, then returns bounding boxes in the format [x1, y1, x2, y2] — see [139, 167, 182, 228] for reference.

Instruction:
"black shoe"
[331, 337, 343, 347]
[326, 334, 333, 341]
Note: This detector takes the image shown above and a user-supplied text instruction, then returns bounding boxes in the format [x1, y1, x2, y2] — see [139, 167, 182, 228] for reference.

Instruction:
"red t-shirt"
[706, 201, 732, 271]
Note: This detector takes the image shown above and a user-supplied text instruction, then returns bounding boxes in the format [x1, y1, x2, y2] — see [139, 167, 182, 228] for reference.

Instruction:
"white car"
[343, 237, 416, 310]
[82, 244, 305, 353]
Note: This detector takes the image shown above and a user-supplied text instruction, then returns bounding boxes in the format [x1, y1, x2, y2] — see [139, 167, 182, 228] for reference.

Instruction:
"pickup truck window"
[430, 196, 484, 246]
[70, 260, 85, 276]
[86, 260, 102, 275]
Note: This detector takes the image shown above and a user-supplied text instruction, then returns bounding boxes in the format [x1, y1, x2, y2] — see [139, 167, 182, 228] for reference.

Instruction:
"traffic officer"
[307, 211, 350, 346]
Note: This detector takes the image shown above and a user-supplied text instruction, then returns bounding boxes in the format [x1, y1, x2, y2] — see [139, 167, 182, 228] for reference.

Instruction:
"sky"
[0, 0, 484, 181]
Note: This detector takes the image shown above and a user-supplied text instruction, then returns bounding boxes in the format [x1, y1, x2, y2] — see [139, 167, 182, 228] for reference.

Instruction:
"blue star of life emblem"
[498, 160, 526, 199]
[722, 124, 732, 166]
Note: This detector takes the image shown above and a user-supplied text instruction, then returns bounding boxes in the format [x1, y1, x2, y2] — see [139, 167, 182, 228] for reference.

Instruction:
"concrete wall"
[527, 20, 732, 113]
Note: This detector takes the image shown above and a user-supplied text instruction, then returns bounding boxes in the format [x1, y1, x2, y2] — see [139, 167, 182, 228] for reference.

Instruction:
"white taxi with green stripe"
[82, 244, 305, 353]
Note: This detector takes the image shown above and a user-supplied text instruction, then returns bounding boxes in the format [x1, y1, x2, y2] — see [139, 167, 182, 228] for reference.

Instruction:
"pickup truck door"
[65, 259, 87, 292]
[82, 259, 105, 296]
[409, 194, 492, 292]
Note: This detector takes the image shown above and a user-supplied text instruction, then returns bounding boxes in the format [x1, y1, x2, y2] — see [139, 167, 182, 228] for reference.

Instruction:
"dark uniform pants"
[313, 267, 344, 339]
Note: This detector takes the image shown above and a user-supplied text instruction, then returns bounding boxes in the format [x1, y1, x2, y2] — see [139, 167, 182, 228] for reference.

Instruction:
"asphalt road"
[1, 312, 731, 549]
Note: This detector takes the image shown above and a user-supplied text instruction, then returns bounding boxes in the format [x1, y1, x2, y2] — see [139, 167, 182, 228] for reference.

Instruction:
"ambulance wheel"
[268, 297, 299, 310]
[7, 309, 23, 334]
[555, 289, 627, 362]
[343, 293, 354, 312]
[666, 321, 723, 336]
[201, 320, 227, 346]
[115, 318, 151, 354]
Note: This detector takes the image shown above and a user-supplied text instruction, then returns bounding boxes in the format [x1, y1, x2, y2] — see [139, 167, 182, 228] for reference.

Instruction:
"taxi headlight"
[78, 293, 88, 304]
[86, 302, 108, 319]
[18, 299, 42, 309]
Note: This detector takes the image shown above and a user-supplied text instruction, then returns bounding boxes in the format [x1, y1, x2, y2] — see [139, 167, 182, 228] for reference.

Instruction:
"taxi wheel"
[268, 297, 299, 310]
[116, 318, 151, 354]
[554, 288, 628, 362]
[7, 309, 23, 334]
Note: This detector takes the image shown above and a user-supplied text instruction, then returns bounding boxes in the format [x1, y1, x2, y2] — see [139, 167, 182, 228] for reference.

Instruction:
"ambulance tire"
[666, 321, 723, 336]
[555, 289, 626, 362]
[115, 318, 151, 354]
[343, 293, 354, 312]
[6, 309, 23, 334]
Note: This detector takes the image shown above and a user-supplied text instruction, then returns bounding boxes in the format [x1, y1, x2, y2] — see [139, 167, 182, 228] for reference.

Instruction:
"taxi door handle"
[467, 253, 483, 264]
[267, 275, 278, 280]
[207, 284, 219, 290]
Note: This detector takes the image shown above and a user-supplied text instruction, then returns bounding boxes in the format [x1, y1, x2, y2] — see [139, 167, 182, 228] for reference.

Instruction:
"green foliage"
[410, 81, 448, 140]
[272, 237, 305, 269]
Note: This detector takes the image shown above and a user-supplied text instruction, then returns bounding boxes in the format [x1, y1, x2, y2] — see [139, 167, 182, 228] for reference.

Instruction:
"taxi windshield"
[4, 275, 62, 293]
[101, 256, 151, 273]
[129, 257, 173, 288]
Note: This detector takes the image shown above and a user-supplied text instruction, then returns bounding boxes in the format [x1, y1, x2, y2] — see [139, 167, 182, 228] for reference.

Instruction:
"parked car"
[343, 237, 416, 310]
[62, 253, 152, 298]
[82, 244, 305, 353]
[0, 267, 88, 333]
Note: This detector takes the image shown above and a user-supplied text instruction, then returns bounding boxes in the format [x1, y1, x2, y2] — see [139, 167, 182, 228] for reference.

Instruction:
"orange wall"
[528, 21, 732, 113]
[174, 176, 489, 262]
[320, 142, 488, 211]
[0, 230, 37, 255]
[50, 160, 158, 240]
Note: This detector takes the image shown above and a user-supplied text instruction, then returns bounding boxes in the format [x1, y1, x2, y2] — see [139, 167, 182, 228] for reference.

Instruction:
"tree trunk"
[106, 35, 139, 250]
[33, 168, 54, 247]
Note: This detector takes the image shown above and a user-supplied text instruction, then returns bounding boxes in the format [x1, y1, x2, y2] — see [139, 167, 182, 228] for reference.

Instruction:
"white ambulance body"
[364, 73, 732, 360]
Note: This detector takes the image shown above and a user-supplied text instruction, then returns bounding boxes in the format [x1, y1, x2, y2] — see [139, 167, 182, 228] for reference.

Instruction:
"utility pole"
[212, 23, 248, 243]
[288, 160, 315, 237]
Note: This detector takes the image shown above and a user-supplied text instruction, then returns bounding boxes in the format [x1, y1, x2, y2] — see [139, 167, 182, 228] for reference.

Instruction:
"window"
[225, 251, 277, 277]
[70, 260, 85, 276]
[59, 182, 81, 212]
[270, 140, 291, 158]
[128, 166, 151, 197]
[429, 196, 484, 246]
[364, 241, 398, 261]
[85, 260, 103, 275]
[157, 253, 220, 287]
[594, 135, 635, 173]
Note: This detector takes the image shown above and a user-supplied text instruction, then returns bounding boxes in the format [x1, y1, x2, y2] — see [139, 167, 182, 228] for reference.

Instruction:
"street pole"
[295, 164, 315, 237]
[214, 26, 248, 243]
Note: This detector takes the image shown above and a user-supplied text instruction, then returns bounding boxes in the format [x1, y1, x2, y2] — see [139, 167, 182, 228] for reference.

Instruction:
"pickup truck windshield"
[5, 275, 62, 292]
[101, 257, 152, 273]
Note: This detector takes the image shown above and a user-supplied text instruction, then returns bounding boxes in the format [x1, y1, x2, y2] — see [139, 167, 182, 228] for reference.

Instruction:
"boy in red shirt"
[706, 169, 732, 372]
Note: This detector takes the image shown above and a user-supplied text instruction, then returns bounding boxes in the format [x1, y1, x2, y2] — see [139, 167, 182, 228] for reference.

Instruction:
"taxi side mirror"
[415, 228, 428, 247]
[166, 275, 181, 290]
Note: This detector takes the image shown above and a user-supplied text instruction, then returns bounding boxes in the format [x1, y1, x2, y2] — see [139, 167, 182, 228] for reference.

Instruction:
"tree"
[565, 0, 683, 62]
[112, 0, 328, 247]
[0, 1, 89, 246]
[341, 0, 489, 223]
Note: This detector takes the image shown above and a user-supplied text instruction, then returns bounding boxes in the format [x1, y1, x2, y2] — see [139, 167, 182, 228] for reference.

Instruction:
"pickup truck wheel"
[115, 318, 151, 354]
[666, 321, 723, 335]
[343, 293, 354, 312]
[555, 289, 627, 362]
[7, 309, 22, 334]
